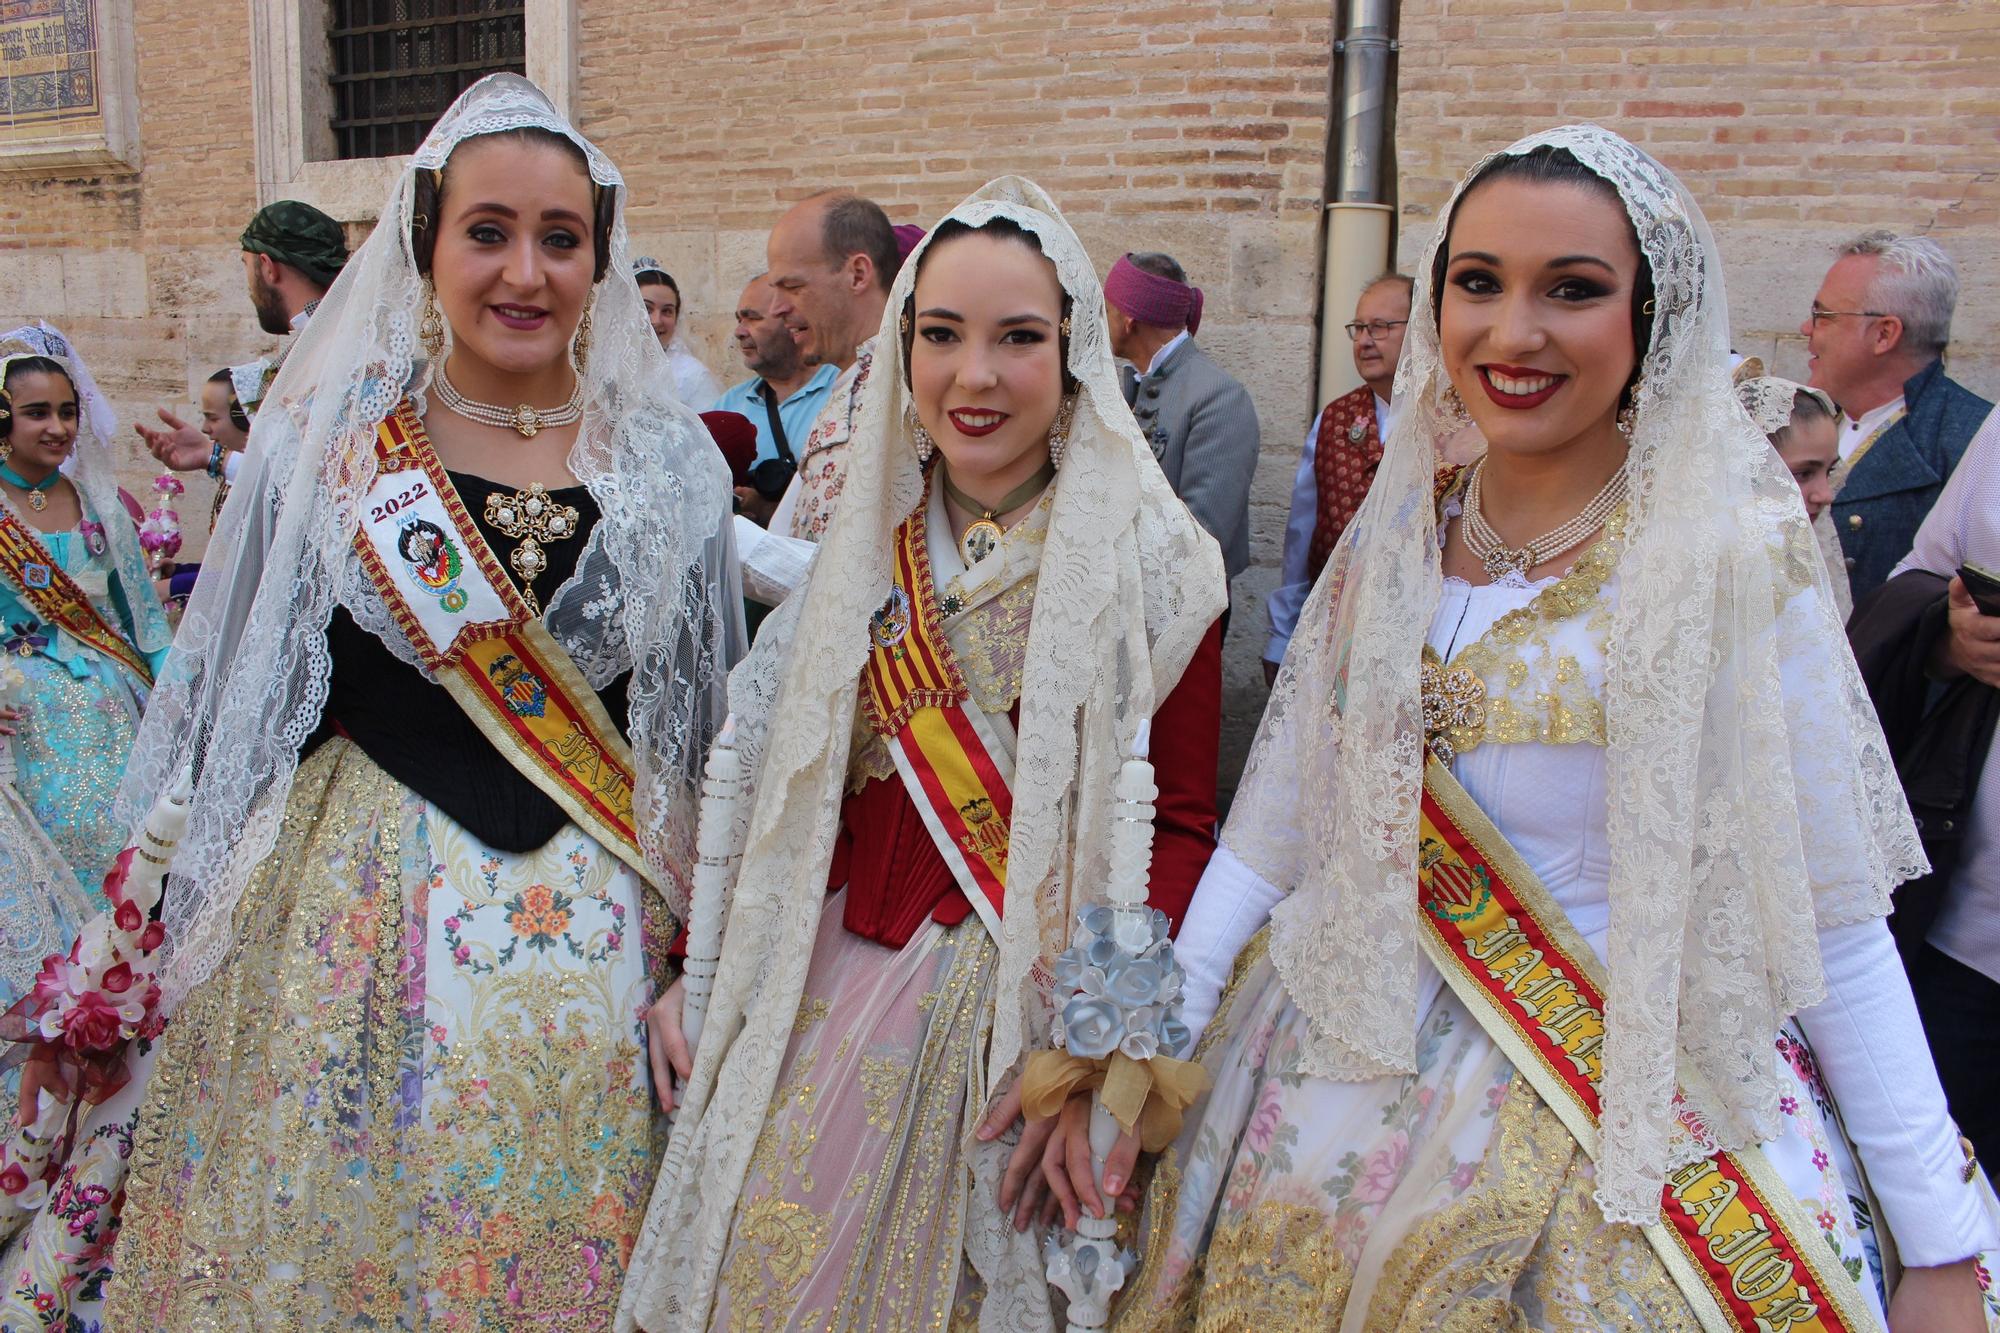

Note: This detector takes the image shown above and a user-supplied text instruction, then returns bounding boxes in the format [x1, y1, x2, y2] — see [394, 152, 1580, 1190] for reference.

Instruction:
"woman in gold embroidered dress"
[0, 77, 739, 1331]
[616, 177, 1227, 1332]
[1105, 126, 2000, 1332]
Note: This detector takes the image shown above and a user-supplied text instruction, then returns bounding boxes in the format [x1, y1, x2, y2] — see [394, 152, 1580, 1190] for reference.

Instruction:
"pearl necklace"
[433, 362, 583, 438]
[1461, 456, 1627, 581]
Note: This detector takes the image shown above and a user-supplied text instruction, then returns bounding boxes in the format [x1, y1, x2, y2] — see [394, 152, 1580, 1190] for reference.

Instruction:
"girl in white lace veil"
[118, 74, 735, 1010]
[0, 320, 167, 1016]
[1224, 124, 1918, 1224]
[618, 176, 1224, 1331]
[1106, 124, 1998, 1332]
[1737, 365, 1854, 618]
[0, 73, 743, 1331]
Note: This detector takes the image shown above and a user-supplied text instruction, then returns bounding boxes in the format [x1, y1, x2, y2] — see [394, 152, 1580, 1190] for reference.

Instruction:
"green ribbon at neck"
[0, 462, 59, 494]
[939, 461, 1056, 522]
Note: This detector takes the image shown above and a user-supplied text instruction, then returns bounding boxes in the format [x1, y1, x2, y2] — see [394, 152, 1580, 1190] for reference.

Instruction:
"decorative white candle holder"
[1044, 719, 1192, 1332]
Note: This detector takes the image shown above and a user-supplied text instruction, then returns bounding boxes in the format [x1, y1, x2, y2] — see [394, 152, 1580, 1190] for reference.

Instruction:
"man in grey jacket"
[1107, 252, 1260, 624]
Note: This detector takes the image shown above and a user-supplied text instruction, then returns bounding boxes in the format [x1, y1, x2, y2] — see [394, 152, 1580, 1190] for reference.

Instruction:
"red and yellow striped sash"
[0, 510, 152, 688]
[861, 503, 1012, 934]
[1417, 757, 1873, 1333]
[354, 403, 649, 885]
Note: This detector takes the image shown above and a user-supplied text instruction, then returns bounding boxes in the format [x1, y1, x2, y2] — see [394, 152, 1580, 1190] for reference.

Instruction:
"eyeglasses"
[1808, 304, 1885, 327]
[1344, 319, 1408, 341]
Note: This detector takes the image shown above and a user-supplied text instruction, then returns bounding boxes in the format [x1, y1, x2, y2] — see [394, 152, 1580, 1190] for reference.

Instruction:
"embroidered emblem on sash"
[22, 563, 49, 589]
[397, 518, 469, 613]
[1415, 758, 1873, 1333]
[488, 652, 548, 719]
[1419, 834, 1491, 921]
[872, 586, 911, 654]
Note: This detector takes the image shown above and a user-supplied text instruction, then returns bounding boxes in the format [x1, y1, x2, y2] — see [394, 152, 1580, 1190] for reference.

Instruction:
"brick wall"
[1, 0, 1992, 786]
[1394, 0, 2000, 400]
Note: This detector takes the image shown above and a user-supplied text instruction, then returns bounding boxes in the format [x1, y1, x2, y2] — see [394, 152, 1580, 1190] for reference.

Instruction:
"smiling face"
[640, 277, 679, 347]
[429, 135, 597, 386]
[200, 380, 249, 452]
[1438, 176, 1642, 462]
[1800, 253, 1891, 404]
[2, 367, 78, 475]
[1774, 410, 1839, 519]
[908, 230, 1066, 503]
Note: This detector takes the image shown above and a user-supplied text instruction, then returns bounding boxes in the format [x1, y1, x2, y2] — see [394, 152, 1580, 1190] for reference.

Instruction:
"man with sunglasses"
[1263, 273, 1413, 684]
[1803, 231, 1990, 601]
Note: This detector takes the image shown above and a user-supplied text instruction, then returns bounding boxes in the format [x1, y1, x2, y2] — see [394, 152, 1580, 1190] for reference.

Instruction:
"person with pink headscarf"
[1106, 251, 1261, 625]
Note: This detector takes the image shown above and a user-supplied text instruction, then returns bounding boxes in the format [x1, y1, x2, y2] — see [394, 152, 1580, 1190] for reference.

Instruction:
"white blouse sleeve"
[1795, 916, 1997, 1266]
[1174, 840, 1286, 1042]
[1774, 574, 1998, 1264]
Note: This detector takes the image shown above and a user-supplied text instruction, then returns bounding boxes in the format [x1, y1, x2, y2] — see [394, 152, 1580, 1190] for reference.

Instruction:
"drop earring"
[572, 304, 594, 375]
[419, 281, 446, 361]
[1046, 392, 1077, 469]
[1441, 383, 1472, 428]
[905, 402, 936, 464]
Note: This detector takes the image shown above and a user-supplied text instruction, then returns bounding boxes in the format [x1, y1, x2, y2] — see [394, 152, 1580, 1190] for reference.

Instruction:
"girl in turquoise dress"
[0, 323, 172, 1022]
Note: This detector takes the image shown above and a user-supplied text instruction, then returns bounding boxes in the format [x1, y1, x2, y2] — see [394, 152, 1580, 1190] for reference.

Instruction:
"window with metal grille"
[328, 0, 526, 160]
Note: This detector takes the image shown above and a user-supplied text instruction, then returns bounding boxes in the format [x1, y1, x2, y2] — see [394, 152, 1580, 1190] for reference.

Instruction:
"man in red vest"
[1263, 273, 1412, 683]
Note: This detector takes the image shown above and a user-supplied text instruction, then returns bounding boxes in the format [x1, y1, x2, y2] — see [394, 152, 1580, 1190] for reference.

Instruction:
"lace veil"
[619, 176, 1226, 1329]
[116, 74, 738, 1009]
[0, 321, 172, 663]
[1231, 125, 1923, 1223]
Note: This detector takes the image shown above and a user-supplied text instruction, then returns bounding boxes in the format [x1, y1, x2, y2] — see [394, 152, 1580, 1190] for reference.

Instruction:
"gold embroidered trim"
[1426, 504, 1626, 759]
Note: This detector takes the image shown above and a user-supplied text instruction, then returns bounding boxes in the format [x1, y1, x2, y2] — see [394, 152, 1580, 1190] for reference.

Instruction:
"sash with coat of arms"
[0, 509, 153, 688]
[1416, 754, 1878, 1333]
[352, 401, 654, 895]
[859, 500, 1016, 941]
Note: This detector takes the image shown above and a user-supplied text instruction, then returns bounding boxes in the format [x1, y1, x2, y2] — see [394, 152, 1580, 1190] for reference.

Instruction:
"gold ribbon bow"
[1019, 1048, 1212, 1152]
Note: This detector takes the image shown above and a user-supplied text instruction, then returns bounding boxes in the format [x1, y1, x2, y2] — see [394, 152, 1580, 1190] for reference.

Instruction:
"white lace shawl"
[116, 74, 738, 1009]
[1230, 125, 1922, 1224]
[617, 176, 1226, 1331]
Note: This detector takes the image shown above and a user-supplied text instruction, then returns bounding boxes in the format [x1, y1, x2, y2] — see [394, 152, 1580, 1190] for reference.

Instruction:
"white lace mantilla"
[1230, 124, 1923, 1225]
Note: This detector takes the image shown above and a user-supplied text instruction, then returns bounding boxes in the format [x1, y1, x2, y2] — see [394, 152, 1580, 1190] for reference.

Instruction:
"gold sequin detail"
[1362, 1074, 1576, 1332]
[719, 1196, 833, 1333]
[1195, 1201, 1356, 1331]
[1431, 504, 1626, 758]
[107, 739, 662, 1330]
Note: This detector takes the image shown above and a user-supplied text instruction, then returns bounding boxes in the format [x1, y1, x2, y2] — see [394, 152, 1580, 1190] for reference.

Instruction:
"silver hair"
[1837, 229, 1958, 356]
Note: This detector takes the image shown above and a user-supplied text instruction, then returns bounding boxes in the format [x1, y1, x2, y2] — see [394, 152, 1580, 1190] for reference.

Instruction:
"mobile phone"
[1960, 562, 2000, 616]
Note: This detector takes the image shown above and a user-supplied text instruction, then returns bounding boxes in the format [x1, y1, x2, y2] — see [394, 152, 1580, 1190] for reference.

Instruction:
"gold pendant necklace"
[483, 483, 580, 616]
[940, 463, 1056, 566]
[0, 463, 57, 513]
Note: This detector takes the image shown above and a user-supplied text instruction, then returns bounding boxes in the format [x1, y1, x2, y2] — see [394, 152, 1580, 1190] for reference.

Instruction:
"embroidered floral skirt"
[6, 648, 144, 892]
[0, 737, 665, 1331]
[1111, 939, 2000, 1333]
[705, 893, 1045, 1333]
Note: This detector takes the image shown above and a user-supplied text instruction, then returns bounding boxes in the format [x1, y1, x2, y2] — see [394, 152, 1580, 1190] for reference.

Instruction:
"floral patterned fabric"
[1112, 940, 1926, 1331]
[781, 341, 875, 543]
[709, 894, 1008, 1332]
[1, 522, 157, 904]
[0, 738, 665, 1331]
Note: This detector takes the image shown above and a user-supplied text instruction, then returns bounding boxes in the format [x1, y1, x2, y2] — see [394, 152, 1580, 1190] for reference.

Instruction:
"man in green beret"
[239, 199, 349, 336]
[140, 200, 350, 475]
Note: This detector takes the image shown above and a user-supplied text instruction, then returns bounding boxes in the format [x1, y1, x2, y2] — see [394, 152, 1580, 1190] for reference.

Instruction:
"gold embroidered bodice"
[846, 488, 1048, 792]
[1422, 505, 1625, 764]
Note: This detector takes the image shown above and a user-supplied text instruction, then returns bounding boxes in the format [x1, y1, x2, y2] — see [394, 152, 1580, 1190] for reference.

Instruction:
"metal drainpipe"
[1316, 0, 1398, 407]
